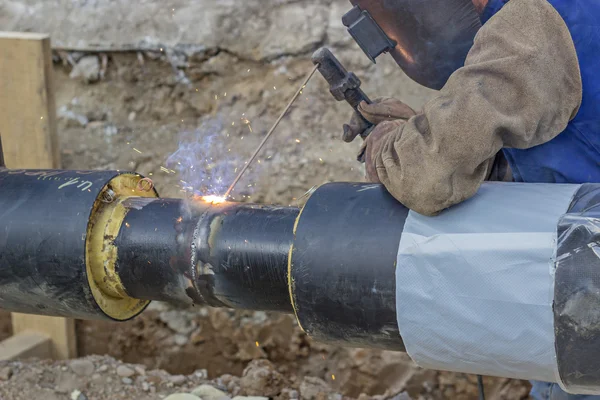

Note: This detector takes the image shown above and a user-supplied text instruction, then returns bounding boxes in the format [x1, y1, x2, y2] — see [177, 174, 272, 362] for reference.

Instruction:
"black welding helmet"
[344, 0, 482, 90]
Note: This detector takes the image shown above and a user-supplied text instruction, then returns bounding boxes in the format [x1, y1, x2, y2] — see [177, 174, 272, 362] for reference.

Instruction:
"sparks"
[331, 374, 336, 381]
[201, 195, 226, 205]
[255, 341, 260, 347]
[125, 222, 131, 228]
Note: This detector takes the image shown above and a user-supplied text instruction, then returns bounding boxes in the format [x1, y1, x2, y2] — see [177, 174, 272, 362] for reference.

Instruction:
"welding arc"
[223, 64, 319, 199]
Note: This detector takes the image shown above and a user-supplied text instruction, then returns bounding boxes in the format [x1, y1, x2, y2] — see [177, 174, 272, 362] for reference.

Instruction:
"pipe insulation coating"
[2, 170, 600, 394]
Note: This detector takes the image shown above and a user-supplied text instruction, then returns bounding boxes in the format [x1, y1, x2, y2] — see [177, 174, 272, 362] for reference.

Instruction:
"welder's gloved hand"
[342, 97, 416, 143]
[360, 119, 406, 182]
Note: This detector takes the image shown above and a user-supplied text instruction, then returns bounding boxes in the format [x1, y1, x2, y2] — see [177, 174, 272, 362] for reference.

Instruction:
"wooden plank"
[0, 332, 52, 361]
[11, 315, 76, 360]
[0, 32, 60, 169]
[0, 32, 76, 360]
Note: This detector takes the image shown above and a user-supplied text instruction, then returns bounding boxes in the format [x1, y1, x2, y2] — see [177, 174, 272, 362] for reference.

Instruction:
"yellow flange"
[86, 173, 157, 321]
[287, 202, 306, 333]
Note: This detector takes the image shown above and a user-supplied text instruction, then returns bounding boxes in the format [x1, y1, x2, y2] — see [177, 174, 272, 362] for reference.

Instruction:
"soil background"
[1, 1, 531, 399]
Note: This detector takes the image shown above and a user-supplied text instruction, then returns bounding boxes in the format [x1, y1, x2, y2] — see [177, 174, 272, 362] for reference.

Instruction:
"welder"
[340, 0, 600, 399]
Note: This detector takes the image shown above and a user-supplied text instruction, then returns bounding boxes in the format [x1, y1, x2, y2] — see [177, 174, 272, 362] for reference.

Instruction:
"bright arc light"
[202, 195, 226, 205]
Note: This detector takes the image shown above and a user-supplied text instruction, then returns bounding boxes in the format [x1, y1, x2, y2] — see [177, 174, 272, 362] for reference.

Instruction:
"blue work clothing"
[483, 1, 600, 398]
[483, 0, 600, 185]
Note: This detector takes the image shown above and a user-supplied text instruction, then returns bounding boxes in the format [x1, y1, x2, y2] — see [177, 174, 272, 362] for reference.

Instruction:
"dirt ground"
[1, 0, 533, 398]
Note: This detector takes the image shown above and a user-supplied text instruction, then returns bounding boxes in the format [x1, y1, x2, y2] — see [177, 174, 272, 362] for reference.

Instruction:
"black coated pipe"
[0, 169, 152, 320]
[115, 197, 298, 312]
[290, 183, 407, 350]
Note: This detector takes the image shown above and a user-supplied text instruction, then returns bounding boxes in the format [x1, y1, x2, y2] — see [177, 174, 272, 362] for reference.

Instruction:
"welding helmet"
[343, 0, 482, 90]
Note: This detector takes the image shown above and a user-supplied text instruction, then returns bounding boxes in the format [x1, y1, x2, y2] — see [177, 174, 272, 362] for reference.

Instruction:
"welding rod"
[223, 64, 319, 199]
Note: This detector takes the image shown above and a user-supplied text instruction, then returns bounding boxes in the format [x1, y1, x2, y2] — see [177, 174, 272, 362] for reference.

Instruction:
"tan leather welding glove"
[343, 97, 416, 143]
[368, 0, 582, 216]
[361, 119, 406, 182]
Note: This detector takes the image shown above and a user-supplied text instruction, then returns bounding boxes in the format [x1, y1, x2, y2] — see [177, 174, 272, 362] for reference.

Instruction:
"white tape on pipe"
[395, 182, 580, 381]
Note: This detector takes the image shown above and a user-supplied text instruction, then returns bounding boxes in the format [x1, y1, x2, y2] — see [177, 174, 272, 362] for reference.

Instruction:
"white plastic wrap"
[395, 182, 580, 381]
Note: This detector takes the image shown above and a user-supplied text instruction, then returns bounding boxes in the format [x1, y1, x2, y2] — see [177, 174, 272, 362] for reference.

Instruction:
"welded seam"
[288, 203, 306, 333]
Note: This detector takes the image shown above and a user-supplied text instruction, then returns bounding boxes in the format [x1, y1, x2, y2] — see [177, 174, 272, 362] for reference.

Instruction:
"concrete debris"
[69, 56, 101, 84]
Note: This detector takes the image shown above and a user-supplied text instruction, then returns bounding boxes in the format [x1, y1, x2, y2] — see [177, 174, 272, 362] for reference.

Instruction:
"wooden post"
[0, 32, 76, 360]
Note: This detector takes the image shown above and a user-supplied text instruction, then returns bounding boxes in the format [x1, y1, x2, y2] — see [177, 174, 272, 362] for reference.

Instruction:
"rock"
[280, 389, 299, 400]
[70, 390, 88, 400]
[174, 101, 186, 115]
[98, 365, 108, 372]
[193, 369, 208, 379]
[142, 382, 150, 392]
[116, 365, 135, 378]
[69, 56, 100, 83]
[169, 374, 187, 385]
[69, 359, 95, 376]
[389, 393, 412, 400]
[0, 366, 13, 381]
[58, 106, 89, 128]
[134, 366, 146, 376]
[233, 397, 268, 400]
[299, 377, 331, 400]
[55, 371, 80, 394]
[159, 310, 198, 335]
[258, 3, 327, 60]
[239, 360, 287, 397]
[122, 377, 133, 385]
[164, 394, 202, 400]
[174, 333, 189, 346]
[192, 384, 228, 400]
